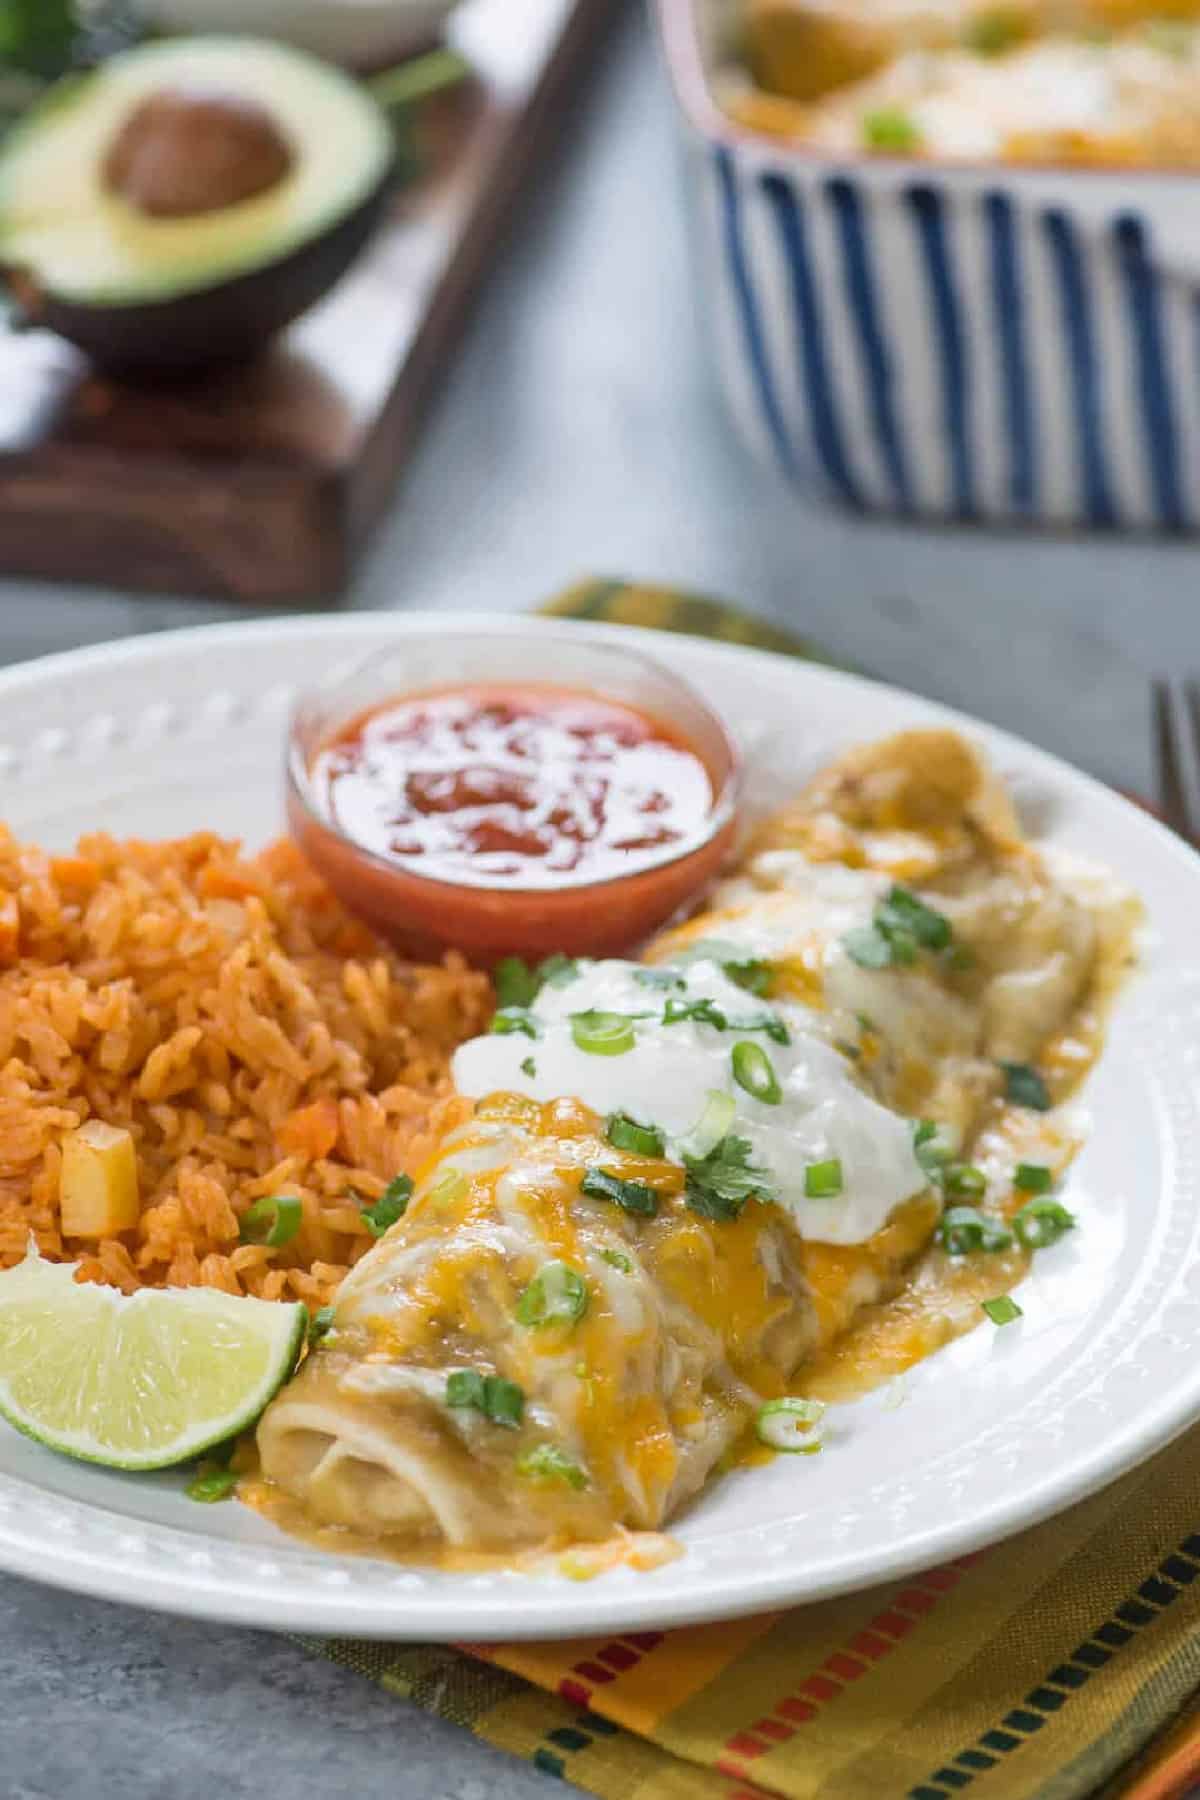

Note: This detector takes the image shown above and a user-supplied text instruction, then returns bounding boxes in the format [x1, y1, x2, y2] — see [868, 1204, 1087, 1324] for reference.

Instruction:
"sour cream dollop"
[452, 956, 927, 1245]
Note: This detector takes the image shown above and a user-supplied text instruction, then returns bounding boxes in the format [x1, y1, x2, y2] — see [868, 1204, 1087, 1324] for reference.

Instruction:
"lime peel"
[0, 1249, 305, 1471]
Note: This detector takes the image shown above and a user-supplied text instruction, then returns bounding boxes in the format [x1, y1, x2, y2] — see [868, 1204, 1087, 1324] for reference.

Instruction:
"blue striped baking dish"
[657, 0, 1200, 529]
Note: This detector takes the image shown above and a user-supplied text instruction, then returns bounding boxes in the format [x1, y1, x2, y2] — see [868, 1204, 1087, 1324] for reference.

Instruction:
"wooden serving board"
[0, 0, 617, 603]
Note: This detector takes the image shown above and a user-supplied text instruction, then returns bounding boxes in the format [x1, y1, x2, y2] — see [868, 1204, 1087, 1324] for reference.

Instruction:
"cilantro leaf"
[360, 1174, 413, 1237]
[673, 938, 774, 996]
[843, 885, 954, 971]
[634, 966, 685, 992]
[492, 953, 579, 1012]
[537, 952, 579, 989]
[490, 1006, 540, 1040]
[682, 1134, 777, 1221]
[493, 956, 539, 1009]
[878, 885, 952, 951]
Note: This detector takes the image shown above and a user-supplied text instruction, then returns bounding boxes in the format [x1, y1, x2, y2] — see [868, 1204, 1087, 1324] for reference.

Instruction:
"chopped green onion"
[491, 1006, 540, 1040]
[862, 107, 921, 152]
[308, 1304, 336, 1346]
[605, 1111, 666, 1158]
[1014, 1162, 1053, 1193]
[360, 1173, 413, 1237]
[982, 1295, 1023, 1326]
[445, 1368, 485, 1411]
[580, 1167, 659, 1217]
[1013, 1196, 1076, 1250]
[426, 1169, 467, 1208]
[445, 1370, 525, 1428]
[835, 1040, 862, 1061]
[186, 1465, 238, 1503]
[239, 1194, 302, 1248]
[600, 1248, 632, 1273]
[483, 1377, 526, 1428]
[939, 1205, 1012, 1255]
[1000, 1061, 1051, 1111]
[520, 1056, 537, 1079]
[493, 956, 538, 1009]
[516, 1442, 588, 1490]
[804, 1158, 843, 1199]
[684, 1134, 776, 1220]
[571, 1009, 639, 1055]
[731, 1040, 782, 1106]
[515, 1259, 589, 1328]
[680, 1089, 737, 1160]
[913, 1118, 951, 1174]
[755, 1396, 826, 1454]
[942, 1162, 987, 1199]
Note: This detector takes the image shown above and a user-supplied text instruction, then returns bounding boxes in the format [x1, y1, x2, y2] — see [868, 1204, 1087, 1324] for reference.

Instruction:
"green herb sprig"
[360, 1174, 413, 1237]
[683, 1134, 776, 1221]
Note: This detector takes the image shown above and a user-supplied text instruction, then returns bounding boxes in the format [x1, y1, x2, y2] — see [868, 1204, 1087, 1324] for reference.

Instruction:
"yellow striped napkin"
[299, 581, 1200, 1800]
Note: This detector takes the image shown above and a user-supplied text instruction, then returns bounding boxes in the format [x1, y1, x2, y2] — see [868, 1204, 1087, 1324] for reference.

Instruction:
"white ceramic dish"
[1, 613, 1198, 1641]
[142, 0, 459, 68]
[657, 0, 1200, 530]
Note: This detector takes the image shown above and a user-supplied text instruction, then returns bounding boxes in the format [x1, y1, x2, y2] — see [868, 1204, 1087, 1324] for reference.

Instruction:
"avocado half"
[0, 37, 395, 370]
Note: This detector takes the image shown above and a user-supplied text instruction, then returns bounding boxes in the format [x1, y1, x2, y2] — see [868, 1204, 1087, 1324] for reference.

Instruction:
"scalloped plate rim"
[0, 611, 1196, 1640]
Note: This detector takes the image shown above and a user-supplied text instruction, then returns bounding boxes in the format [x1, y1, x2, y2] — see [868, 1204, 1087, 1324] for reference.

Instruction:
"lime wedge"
[0, 1251, 306, 1471]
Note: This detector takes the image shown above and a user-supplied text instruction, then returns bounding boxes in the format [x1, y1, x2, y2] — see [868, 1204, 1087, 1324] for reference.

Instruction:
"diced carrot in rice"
[0, 891, 18, 966]
[277, 1096, 341, 1160]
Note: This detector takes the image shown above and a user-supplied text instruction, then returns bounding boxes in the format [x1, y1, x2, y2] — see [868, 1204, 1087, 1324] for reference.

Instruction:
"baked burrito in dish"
[255, 729, 1138, 1558]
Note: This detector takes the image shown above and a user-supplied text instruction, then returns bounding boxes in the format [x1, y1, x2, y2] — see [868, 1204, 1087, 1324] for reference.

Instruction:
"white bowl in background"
[657, 0, 1200, 531]
[142, 0, 460, 68]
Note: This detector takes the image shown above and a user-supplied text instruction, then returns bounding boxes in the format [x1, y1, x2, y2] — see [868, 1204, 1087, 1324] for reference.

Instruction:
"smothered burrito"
[255, 729, 1137, 1559]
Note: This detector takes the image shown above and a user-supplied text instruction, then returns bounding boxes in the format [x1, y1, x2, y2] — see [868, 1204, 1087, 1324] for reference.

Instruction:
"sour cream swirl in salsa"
[310, 684, 716, 890]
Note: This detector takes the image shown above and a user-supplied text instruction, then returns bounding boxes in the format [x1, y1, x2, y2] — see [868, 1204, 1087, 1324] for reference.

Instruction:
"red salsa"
[311, 685, 717, 889]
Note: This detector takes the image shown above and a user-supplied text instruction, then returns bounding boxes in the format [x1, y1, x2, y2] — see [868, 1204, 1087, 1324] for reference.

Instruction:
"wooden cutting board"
[0, 0, 617, 603]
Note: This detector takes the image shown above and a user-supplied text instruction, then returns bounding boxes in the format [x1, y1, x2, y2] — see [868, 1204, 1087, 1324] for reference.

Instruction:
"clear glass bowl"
[286, 629, 742, 965]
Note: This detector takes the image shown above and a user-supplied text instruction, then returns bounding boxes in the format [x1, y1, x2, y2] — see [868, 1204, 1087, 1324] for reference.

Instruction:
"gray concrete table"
[1, 6, 1198, 1796]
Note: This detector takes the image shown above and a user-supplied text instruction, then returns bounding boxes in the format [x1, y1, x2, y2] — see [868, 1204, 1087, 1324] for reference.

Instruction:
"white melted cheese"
[452, 956, 927, 1246]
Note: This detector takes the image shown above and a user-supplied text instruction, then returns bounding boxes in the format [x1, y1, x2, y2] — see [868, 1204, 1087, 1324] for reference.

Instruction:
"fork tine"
[1154, 678, 1200, 842]
[1186, 682, 1200, 820]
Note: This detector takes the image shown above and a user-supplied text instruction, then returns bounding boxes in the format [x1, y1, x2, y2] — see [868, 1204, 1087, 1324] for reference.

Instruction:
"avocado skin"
[21, 170, 392, 372]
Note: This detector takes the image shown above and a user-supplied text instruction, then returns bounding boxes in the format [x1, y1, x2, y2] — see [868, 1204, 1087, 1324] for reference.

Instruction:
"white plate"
[1, 614, 1198, 1641]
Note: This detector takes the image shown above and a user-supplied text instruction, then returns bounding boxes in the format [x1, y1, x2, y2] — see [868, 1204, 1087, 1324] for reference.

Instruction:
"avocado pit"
[102, 85, 295, 218]
[0, 36, 397, 369]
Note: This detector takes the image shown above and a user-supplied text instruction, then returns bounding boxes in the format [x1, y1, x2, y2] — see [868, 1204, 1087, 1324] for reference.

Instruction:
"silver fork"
[1152, 678, 1200, 842]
